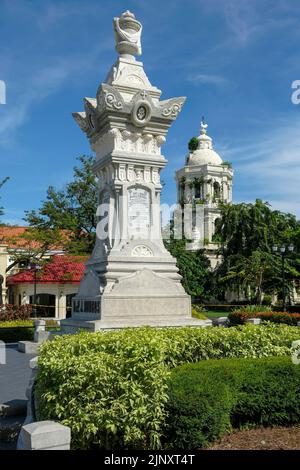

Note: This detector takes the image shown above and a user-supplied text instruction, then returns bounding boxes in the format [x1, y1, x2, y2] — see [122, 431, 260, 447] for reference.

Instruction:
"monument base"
[60, 317, 212, 333]
[60, 268, 212, 333]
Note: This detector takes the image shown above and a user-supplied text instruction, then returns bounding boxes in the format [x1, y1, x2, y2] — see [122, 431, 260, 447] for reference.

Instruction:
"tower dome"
[188, 120, 222, 166]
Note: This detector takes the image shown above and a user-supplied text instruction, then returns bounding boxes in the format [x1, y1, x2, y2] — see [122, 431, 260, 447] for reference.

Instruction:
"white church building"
[175, 120, 233, 269]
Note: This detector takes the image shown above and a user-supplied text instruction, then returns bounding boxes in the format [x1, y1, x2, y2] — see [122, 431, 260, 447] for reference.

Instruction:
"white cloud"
[222, 114, 300, 217]
[187, 73, 229, 86]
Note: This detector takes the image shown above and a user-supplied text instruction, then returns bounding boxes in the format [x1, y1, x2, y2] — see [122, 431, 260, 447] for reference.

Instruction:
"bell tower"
[175, 119, 234, 269]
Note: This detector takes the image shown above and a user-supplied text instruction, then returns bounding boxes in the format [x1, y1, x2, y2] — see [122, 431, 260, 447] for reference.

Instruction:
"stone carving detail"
[106, 63, 150, 89]
[135, 168, 143, 181]
[152, 168, 160, 184]
[113, 11, 142, 57]
[144, 166, 151, 183]
[156, 135, 166, 146]
[104, 91, 123, 110]
[127, 165, 135, 182]
[162, 102, 183, 118]
[118, 164, 126, 181]
[131, 245, 153, 257]
[72, 112, 89, 133]
[116, 131, 164, 155]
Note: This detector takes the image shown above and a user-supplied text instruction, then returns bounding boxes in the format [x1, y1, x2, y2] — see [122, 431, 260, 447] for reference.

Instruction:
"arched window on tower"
[195, 181, 201, 199]
[213, 182, 221, 200]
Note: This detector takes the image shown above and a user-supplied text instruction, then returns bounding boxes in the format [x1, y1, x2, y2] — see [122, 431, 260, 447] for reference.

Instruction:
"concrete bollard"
[297, 321, 300, 327]
[17, 421, 71, 450]
[246, 318, 261, 325]
[19, 320, 51, 352]
[34, 320, 51, 343]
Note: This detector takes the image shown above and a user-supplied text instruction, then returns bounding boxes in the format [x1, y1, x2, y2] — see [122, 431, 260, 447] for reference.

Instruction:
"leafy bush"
[262, 295, 273, 305]
[233, 305, 272, 315]
[191, 304, 208, 320]
[35, 323, 300, 450]
[0, 319, 34, 342]
[0, 304, 32, 321]
[0, 318, 59, 342]
[164, 356, 300, 449]
[229, 310, 300, 326]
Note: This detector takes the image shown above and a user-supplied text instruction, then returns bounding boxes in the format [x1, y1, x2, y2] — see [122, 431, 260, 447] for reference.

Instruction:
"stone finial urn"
[113, 10, 142, 57]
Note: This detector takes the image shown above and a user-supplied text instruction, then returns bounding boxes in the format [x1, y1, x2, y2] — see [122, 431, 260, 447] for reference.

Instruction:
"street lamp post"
[29, 262, 42, 318]
[272, 244, 294, 312]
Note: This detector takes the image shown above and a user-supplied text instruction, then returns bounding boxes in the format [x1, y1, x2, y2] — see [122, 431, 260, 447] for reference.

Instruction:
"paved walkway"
[0, 344, 35, 404]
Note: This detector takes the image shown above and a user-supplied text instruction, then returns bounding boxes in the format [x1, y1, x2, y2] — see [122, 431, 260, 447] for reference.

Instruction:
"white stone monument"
[61, 11, 210, 332]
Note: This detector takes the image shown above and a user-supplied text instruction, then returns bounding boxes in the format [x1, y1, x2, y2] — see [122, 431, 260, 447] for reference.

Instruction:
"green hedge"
[35, 324, 300, 449]
[0, 320, 34, 343]
[164, 356, 300, 449]
[0, 320, 59, 343]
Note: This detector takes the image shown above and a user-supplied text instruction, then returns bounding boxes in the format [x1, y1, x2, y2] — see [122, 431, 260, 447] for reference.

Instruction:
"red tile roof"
[0, 225, 67, 249]
[6, 255, 87, 285]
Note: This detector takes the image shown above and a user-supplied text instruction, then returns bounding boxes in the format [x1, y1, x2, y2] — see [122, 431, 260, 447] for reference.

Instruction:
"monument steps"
[61, 317, 212, 332]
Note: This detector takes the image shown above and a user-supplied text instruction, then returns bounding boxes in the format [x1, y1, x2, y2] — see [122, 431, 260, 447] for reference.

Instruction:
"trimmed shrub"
[164, 357, 300, 449]
[35, 323, 300, 450]
[229, 310, 300, 326]
[0, 320, 34, 342]
[0, 319, 59, 342]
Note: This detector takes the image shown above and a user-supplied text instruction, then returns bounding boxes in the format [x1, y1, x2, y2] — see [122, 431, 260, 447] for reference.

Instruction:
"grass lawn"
[203, 311, 230, 319]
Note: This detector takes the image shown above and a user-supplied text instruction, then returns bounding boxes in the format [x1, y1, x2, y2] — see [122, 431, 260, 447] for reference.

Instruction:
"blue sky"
[1, 0, 300, 224]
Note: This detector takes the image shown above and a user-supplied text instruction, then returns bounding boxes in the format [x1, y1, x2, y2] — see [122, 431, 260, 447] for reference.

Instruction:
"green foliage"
[262, 294, 273, 305]
[0, 176, 9, 219]
[36, 324, 300, 449]
[164, 356, 300, 449]
[191, 305, 208, 320]
[164, 238, 212, 298]
[229, 305, 272, 325]
[214, 199, 300, 302]
[221, 161, 232, 169]
[6, 227, 63, 274]
[188, 137, 198, 152]
[0, 320, 33, 327]
[25, 156, 97, 255]
[0, 319, 59, 342]
[0, 320, 34, 342]
[233, 305, 272, 315]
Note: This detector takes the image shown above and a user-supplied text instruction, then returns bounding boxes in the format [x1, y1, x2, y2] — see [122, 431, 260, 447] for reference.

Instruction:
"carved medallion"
[137, 105, 147, 121]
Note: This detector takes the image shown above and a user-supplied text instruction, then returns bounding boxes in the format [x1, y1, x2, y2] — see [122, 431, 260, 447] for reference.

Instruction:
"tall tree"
[25, 155, 97, 254]
[0, 176, 9, 220]
[214, 199, 300, 303]
[164, 220, 212, 299]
